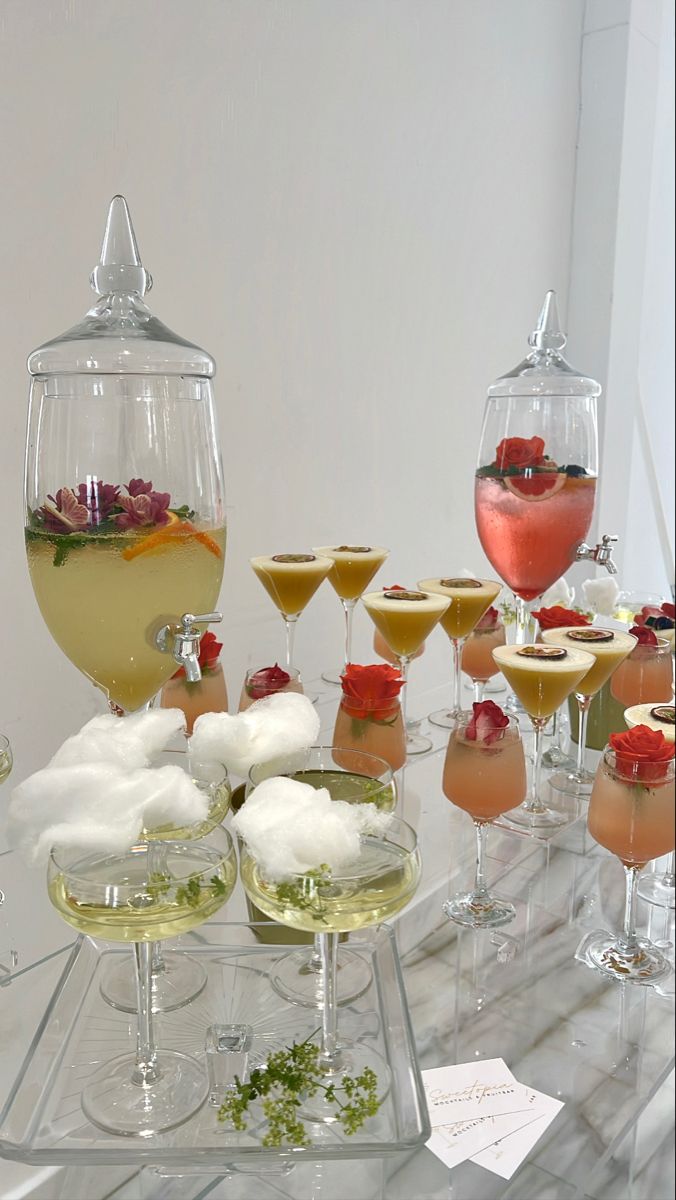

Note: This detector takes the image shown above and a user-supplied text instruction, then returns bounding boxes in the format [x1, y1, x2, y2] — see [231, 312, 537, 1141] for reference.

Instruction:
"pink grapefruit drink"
[588, 750, 675, 868]
[461, 622, 506, 683]
[610, 639, 673, 709]
[238, 665, 303, 712]
[443, 718, 526, 823]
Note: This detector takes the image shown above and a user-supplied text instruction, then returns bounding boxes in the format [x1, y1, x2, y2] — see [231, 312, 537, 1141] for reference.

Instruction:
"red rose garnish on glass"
[532, 606, 591, 631]
[340, 663, 404, 721]
[493, 436, 548, 472]
[246, 664, 291, 700]
[476, 606, 500, 631]
[610, 725, 675, 784]
[465, 700, 509, 746]
[172, 630, 223, 679]
[628, 625, 659, 647]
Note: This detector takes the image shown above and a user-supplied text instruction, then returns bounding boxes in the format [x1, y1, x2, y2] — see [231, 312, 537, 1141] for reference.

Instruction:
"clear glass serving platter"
[0, 922, 430, 1168]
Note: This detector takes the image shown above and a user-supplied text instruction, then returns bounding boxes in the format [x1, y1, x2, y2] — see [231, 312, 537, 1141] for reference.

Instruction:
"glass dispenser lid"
[488, 290, 601, 398]
[27, 195, 214, 378]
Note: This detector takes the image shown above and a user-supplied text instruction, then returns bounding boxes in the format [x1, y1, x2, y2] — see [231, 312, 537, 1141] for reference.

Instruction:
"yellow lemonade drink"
[492, 643, 594, 719]
[624, 704, 675, 740]
[26, 524, 226, 712]
[462, 622, 506, 682]
[313, 545, 389, 601]
[418, 577, 502, 640]
[250, 553, 333, 615]
[541, 627, 637, 696]
[362, 589, 450, 658]
[443, 723, 526, 822]
[588, 753, 675, 867]
[610, 639, 673, 708]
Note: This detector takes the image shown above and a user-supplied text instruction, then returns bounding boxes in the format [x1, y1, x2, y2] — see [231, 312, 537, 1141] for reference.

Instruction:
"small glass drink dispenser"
[24, 197, 225, 713]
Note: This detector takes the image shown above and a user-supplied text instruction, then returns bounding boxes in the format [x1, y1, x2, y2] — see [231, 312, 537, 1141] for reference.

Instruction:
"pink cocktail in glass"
[238, 665, 303, 711]
[461, 619, 506, 702]
[610, 639, 673, 709]
[160, 663, 228, 735]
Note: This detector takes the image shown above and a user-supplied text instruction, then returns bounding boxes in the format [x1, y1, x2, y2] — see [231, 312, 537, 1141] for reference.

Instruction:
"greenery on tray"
[217, 1035, 380, 1146]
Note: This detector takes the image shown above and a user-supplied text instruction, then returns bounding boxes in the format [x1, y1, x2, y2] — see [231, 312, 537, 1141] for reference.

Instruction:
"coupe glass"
[48, 822, 236, 1135]
[250, 554, 332, 674]
[475, 291, 599, 650]
[543, 628, 637, 796]
[610, 638, 673, 708]
[240, 815, 420, 1120]
[99, 748, 231, 1014]
[442, 714, 526, 927]
[24, 197, 226, 715]
[418, 578, 502, 727]
[246, 746, 396, 1008]
[314, 546, 389, 684]
[493, 643, 594, 828]
[581, 750, 675, 984]
[362, 589, 450, 756]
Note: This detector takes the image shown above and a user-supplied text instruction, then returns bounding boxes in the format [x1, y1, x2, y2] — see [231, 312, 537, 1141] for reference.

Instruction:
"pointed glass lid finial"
[528, 289, 566, 352]
[90, 195, 153, 297]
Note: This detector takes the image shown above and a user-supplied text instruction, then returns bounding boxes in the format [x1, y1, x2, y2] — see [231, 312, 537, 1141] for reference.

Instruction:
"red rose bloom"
[629, 625, 659, 647]
[493, 436, 547, 472]
[172, 630, 223, 679]
[533, 606, 591, 631]
[340, 663, 404, 721]
[245, 664, 291, 700]
[476, 606, 500, 631]
[465, 700, 509, 746]
[610, 725, 674, 784]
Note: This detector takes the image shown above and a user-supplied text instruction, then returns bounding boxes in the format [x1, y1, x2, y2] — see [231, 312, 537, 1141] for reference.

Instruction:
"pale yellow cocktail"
[313, 545, 389, 601]
[362, 589, 449, 658]
[541, 627, 637, 696]
[492, 643, 594, 720]
[418, 577, 502, 640]
[250, 553, 332, 616]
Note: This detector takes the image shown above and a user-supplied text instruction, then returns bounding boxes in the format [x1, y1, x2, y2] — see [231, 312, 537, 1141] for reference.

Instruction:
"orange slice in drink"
[504, 472, 566, 502]
[122, 514, 222, 561]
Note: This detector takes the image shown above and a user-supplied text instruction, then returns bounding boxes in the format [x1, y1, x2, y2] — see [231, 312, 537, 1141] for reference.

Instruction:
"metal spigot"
[575, 534, 619, 575]
[155, 611, 222, 682]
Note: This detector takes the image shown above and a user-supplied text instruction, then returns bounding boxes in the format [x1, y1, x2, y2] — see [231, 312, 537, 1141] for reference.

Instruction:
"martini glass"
[492, 643, 594, 829]
[240, 814, 421, 1120]
[419, 578, 501, 726]
[314, 546, 389, 684]
[246, 746, 396, 1008]
[581, 750, 675, 984]
[250, 554, 332, 674]
[48, 822, 236, 1135]
[543, 627, 637, 796]
[442, 714, 526, 927]
[99, 748, 231, 1014]
[362, 589, 450, 755]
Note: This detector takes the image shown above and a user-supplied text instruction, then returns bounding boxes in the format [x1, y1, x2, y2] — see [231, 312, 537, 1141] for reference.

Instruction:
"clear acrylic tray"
[0, 922, 430, 1168]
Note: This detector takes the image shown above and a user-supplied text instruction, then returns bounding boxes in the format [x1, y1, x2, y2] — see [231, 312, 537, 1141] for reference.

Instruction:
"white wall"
[0, 0, 586, 789]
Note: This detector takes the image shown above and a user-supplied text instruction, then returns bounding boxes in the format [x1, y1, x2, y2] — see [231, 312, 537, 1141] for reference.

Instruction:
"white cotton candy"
[49, 708, 187, 770]
[541, 576, 575, 608]
[232, 776, 391, 881]
[190, 693, 320, 780]
[582, 576, 620, 616]
[7, 762, 208, 868]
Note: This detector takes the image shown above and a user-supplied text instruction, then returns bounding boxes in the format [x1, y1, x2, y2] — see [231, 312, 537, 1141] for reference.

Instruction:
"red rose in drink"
[476, 606, 500, 631]
[340, 663, 404, 721]
[172, 630, 223, 679]
[245, 664, 291, 700]
[532, 606, 591, 631]
[628, 625, 659, 647]
[493, 436, 547, 472]
[610, 725, 675, 784]
[465, 700, 509, 746]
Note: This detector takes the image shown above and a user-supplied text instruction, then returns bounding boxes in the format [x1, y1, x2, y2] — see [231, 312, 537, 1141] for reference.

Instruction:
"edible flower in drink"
[609, 725, 675, 784]
[628, 625, 660, 647]
[340, 664, 404, 721]
[465, 700, 509, 746]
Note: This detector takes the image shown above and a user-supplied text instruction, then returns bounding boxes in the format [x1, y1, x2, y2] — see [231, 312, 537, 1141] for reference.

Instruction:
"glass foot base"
[504, 801, 568, 830]
[443, 893, 516, 930]
[299, 1043, 390, 1123]
[82, 1050, 208, 1136]
[576, 930, 673, 986]
[542, 746, 575, 769]
[406, 731, 433, 754]
[637, 873, 676, 909]
[321, 668, 342, 686]
[100, 952, 208, 1014]
[270, 948, 371, 1008]
[549, 767, 595, 797]
[428, 708, 459, 730]
[504, 691, 525, 715]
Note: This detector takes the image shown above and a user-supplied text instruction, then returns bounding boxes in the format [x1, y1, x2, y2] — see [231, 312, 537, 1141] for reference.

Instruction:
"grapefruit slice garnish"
[122, 515, 222, 562]
[504, 472, 566, 501]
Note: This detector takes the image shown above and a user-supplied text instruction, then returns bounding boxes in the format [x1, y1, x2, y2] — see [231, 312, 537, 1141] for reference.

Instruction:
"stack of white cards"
[422, 1058, 564, 1181]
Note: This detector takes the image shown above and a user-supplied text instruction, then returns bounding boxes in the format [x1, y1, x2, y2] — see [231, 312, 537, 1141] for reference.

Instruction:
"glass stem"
[318, 932, 341, 1072]
[472, 821, 491, 903]
[620, 866, 641, 956]
[310, 934, 323, 973]
[451, 638, 464, 715]
[575, 694, 592, 778]
[398, 656, 411, 734]
[515, 596, 533, 646]
[283, 615, 298, 672]
[662, 851, 676, 890]
[472, 681, 485, 704]
[524, 718, 548, 814]
[131, 941, 160, 1086]
[342, 600, 356, 673]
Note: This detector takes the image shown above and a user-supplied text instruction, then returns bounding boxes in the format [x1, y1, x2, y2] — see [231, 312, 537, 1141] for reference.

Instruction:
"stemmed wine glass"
[48, 821, 237, 1135]
[461, 610, 506, 703]
[418, 578, 501, 726]
[314, 546, 389, 684]
[250, 554, 332, 674]
[625, 702, 675, 909]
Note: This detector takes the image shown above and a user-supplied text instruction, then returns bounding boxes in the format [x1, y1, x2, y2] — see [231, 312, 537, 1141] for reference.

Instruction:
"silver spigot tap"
[575, 534, 619, 575]
[156, 611, 222, 682]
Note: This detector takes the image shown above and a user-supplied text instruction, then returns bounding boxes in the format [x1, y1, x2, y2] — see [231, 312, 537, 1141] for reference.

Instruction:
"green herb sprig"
[146, 871, 227, 908]
[274, 866, 332, 924]
[218, 1036, 380, 1146]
